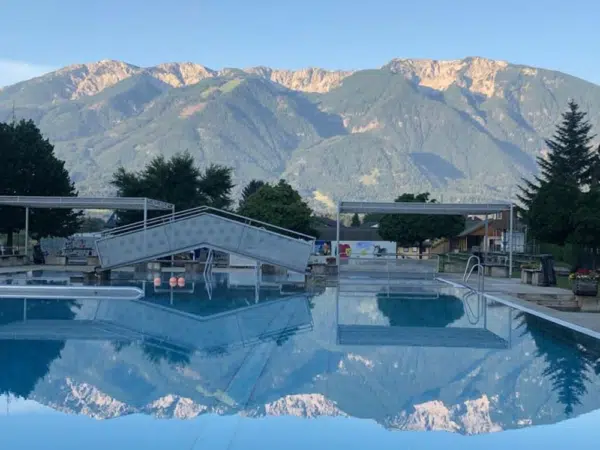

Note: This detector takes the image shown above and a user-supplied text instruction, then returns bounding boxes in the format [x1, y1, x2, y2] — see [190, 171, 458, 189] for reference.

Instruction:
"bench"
[483, 264, 510, 278]
[0, 254, 27, 267]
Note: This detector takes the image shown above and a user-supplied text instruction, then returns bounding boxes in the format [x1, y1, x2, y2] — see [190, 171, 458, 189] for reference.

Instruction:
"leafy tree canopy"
[0, 120, 82, 245]
[237, 179, 316, 237]
[238, 179, 266, 210]
[351, 213, 361, 227]
[111, 151, 234, 225]
[377, 193, 465, 254]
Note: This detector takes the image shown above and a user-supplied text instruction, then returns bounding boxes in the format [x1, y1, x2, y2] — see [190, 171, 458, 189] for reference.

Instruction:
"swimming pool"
[0, 278, 599, 449]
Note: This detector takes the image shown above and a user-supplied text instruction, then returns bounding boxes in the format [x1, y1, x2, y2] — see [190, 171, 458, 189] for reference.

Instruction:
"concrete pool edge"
[437, 276, 600, 340]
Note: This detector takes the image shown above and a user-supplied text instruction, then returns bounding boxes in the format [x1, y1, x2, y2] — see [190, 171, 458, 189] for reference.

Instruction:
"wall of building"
[331, 240, 397, 258]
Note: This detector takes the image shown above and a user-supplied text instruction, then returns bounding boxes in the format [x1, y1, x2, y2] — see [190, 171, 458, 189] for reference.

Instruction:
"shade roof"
[0, 196, 174, 210]
[339, 201, 512, 215]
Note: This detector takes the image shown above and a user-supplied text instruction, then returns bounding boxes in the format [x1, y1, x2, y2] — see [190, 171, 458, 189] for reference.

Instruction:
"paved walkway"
[440, 273, 574, 296]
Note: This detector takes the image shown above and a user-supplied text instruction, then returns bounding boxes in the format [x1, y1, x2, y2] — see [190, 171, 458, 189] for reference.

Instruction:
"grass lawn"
[556, 275, 571, 290]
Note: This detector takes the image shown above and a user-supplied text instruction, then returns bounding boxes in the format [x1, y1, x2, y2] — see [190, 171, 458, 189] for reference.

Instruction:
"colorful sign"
[314, 240, 333, 256]
[333, 241, 396, 259]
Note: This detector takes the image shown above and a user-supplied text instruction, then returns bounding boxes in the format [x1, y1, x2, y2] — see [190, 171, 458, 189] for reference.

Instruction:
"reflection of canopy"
[336, 291, 509, 349]
[0, 295, 314, 354]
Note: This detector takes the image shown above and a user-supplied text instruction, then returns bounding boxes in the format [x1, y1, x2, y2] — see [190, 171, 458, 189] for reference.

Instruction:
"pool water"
[1, 277, 600, 449]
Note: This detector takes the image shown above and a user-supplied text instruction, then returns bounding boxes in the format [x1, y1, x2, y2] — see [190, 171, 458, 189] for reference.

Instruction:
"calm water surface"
[0, 274, 599, 449]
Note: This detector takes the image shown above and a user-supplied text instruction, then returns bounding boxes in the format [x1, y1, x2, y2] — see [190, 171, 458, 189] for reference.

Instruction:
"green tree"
[527, 181, 579, 245]
[350, 213, 361, 227]
[518, 101, 595, 227]
[198, 164, 235, 210]
[377, 193, 465, 257]
[111, 152, 234, 225]
[238, 179, 266, 210]
[238, 179, 316, 236]
[0, 120, 82, 246]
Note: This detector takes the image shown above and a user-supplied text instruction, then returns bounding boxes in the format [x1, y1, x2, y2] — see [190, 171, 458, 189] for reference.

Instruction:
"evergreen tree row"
[518, 101, 600, 258]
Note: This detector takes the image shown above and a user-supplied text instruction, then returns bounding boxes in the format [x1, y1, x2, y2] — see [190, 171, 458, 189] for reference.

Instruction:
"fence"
[339, 254, 439, 281]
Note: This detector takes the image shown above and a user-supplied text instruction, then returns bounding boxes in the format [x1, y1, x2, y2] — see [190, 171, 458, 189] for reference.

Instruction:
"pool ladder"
[463, 255, 485, 292]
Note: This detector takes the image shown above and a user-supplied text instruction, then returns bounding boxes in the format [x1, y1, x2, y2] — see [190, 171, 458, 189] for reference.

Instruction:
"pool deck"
[439, 273, 600, 337]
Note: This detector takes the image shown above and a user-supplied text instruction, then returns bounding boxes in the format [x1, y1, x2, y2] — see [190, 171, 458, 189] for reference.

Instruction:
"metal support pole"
[171, 205, 175, 266]
[143, 198, 148, 254]
[336, 202, 341, 267]
[24, 207, 29, 260]
[484, 214, 489, 255]
[509, 203, 514, 279]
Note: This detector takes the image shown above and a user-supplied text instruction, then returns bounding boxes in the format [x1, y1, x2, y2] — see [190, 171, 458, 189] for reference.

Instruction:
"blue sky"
[0, 0, 599, 86]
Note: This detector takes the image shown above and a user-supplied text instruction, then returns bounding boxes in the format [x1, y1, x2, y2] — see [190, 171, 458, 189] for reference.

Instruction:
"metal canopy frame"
[0, 196, 174, 211]
[0, 196, 175, 259]
[336, 201, 515, 278]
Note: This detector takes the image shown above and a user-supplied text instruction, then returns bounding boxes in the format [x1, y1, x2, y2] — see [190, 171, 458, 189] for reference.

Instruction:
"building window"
[412, 247, 418, 252]
[403, 247, 409, 253]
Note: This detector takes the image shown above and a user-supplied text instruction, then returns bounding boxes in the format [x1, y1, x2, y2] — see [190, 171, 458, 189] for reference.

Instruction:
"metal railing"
[339, 254, 440, 283]
[101, 206, 315, 242]
[463, 255, 485, 292]
[0, 246, 24, 256]
[463, 291, 482, 325]
[204, 249, 214, 278]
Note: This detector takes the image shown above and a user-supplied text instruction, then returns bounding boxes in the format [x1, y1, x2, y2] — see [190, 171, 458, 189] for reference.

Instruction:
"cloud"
[0, 59, 56, 88]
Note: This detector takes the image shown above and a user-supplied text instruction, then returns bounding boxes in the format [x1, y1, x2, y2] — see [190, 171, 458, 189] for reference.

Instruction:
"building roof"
[0, 196, 174, 211]
[339, 201, 512, 215]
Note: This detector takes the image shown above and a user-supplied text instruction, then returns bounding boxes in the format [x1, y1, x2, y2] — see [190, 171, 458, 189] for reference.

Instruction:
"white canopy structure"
[0, 196, 175, 258]
[336, 201, 515, 276]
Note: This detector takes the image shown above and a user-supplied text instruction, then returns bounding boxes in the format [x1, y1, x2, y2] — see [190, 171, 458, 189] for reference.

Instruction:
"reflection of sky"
[0, 405, 599, 450]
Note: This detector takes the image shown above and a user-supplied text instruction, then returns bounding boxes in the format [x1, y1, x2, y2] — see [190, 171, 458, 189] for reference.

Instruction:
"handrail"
[101, 206, 316, 241]
[204, 249, 214, 278]
[463, 255, 481, 282]
[463, 291, 481, 325]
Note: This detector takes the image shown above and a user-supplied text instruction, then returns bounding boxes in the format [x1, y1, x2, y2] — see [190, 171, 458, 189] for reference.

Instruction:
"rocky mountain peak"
[385, 56, 511, 97]
[244, 66, 354, 93]
[149, 62, 216, 87]
[55, 60, 141, 99]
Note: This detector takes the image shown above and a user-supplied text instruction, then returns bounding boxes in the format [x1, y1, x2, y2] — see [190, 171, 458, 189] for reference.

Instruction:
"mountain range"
[1, 57, 600, 211]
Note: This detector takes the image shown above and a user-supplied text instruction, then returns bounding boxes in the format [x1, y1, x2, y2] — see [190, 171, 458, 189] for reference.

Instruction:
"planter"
[572, 279, 599, 296]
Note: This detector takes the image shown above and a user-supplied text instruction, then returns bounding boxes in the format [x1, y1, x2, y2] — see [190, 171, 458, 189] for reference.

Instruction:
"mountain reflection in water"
[1, 282, 600, 437]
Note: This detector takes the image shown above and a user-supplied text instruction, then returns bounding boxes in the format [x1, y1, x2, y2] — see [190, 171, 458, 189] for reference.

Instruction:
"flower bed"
[569, 269, 599, 296]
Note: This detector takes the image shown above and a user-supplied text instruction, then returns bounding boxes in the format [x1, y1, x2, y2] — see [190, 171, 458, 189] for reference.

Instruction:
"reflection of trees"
[0, 299, 77, 398]
[377, 294, 465, 327]
[519, 313, 600, 416]
[141, 339, 191, 367]
[112, 339, 191, 368]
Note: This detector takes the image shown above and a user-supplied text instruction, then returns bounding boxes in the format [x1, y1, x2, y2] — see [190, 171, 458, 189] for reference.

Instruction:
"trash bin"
[539, 254, 556, 286]
[32, 244, 45, 265]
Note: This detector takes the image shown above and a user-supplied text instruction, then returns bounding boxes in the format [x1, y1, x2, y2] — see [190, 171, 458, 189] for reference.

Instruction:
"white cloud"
[0, 59, 56, 88]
